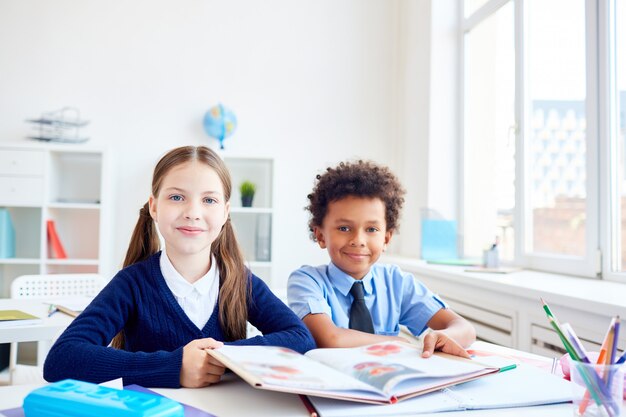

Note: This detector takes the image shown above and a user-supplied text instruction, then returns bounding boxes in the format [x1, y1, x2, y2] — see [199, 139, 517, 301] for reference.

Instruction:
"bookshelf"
[0, 143, 110, 297]
[223, 156, 274, 286]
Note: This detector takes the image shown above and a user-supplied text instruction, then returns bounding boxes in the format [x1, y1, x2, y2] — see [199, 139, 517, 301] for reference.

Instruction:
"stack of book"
[0, 310, 42, 328]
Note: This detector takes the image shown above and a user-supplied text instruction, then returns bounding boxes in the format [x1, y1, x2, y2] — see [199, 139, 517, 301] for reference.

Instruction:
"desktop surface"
[0, 323, 604, 417]
[0, 374, 605, 417]
[0, 299, 73, 345]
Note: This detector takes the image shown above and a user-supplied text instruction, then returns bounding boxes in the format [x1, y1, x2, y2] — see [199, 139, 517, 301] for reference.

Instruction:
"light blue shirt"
[287, 262, 446, 337]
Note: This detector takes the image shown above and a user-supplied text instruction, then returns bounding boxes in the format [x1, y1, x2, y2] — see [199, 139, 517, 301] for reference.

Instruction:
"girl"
[44, 146, 315, 388]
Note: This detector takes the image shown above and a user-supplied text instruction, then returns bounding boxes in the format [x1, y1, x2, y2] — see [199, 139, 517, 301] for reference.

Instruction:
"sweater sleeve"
[226, 275, 316, 353]
[43, 272, 184, 388]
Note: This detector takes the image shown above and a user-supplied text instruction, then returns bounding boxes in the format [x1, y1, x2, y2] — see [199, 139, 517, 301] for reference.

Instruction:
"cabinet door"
[0, 177, 45, 206]
[0, 149, 44, 176]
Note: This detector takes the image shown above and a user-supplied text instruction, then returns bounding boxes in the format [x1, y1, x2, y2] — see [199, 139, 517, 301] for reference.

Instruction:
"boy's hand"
[421, 331, 471, 359]
[180, 337, 225, 388]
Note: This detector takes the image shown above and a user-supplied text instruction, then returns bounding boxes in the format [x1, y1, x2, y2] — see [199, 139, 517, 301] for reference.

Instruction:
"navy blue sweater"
[43, 253, 315, 387]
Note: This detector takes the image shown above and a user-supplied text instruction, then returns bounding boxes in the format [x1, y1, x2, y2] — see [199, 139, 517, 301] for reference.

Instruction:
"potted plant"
[240, 181, 256, 207]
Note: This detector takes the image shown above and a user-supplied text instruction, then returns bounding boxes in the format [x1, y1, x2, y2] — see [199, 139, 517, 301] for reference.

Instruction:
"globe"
[203, 104, 237, 149]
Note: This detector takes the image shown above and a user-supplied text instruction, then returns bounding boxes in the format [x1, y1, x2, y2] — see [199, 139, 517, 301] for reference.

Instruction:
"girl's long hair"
[111, 146, 249, 349]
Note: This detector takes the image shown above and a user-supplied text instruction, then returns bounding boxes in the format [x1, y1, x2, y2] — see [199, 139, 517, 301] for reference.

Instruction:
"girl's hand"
[180, 337, 225, 388]
[421, 331, 471, 359]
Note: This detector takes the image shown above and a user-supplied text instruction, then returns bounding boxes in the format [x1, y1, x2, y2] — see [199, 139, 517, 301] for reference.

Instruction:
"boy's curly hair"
[306, 160, 406, 241]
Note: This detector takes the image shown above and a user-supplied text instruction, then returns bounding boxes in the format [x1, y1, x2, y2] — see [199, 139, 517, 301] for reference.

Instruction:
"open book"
[207, 341, 501, 404]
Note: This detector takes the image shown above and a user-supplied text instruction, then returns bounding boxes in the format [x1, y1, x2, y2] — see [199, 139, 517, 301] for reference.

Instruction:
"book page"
[305, 342, 494, 395]
[467, 340, 558, 374]
[309, 363, 576, 416]
[213, 345, 381, 394]
[452, 363, 576, 409]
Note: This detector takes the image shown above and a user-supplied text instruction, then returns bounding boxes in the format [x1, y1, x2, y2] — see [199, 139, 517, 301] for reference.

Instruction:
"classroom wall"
[393, 0, 459, 258]
[0, 0, 412, 287]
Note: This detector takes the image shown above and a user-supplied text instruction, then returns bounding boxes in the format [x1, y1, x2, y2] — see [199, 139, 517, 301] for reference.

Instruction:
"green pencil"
[540, 297, 554, 319]
[546, 317, 580, 361]
[540, 299, 613, 414]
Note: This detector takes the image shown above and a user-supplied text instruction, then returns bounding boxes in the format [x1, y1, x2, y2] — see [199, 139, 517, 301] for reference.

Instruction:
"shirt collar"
[328, 262, 374, 296]
[160, 248, 218, 298]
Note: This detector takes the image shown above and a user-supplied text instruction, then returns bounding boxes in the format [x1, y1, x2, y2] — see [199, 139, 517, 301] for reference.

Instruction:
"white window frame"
[461, 0, 611, 279]
[600, 0, 626, 283]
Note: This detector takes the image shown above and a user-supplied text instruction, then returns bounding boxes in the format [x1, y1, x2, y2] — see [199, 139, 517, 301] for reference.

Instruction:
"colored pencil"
[609, 317, 620, 365]
[540, 297, 554, 319]
[562, 323, 590, 362]
[540, 299, 616, 416]
[578, 321, 612, 415]
[299, 395, 318, 417]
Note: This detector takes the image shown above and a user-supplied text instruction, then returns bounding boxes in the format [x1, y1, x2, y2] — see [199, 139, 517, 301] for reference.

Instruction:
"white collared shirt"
[160, 248, 219, 330]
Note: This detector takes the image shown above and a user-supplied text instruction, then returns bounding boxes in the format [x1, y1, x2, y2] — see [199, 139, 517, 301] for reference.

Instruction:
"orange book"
[47, 219, 67, 259]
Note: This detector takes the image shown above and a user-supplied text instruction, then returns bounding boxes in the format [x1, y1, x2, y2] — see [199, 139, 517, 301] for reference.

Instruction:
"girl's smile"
[149, 161, 230, 278]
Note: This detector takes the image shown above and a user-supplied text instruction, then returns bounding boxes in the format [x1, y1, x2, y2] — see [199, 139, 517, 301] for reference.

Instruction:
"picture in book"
[207, 341, 500, 404]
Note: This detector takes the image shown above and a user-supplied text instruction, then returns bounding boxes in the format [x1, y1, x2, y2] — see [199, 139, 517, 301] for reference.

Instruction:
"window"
[461, 0, 623, 280]
[527, 0, 588, 258]
[462, 2, 515, 261]
[464, 0, 491, 17]
[612, 0, 626, 273]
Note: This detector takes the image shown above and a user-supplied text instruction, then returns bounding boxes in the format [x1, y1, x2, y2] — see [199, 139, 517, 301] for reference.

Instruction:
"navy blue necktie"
[349, 281, 375, 333]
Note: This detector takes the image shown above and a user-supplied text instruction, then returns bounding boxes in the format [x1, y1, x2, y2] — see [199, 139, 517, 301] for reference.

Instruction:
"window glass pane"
[527, 0, 586, 257]
[465, 0, 490, 18]
[617, 0, 626, 270]
[463, 2, 515, 260]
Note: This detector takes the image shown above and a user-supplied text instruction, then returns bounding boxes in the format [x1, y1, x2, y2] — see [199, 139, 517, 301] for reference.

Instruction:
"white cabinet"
[0, 143, 110, 297]
[223, 156, 274, 286]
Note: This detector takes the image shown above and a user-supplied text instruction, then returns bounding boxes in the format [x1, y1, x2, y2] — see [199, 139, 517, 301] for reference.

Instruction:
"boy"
[288, 160, 475, 358]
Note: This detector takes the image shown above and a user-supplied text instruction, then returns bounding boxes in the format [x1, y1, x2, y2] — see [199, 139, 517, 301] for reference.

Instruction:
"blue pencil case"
[23, 379, 184, 417]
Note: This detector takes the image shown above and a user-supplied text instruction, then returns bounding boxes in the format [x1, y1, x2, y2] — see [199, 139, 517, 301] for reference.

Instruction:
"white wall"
[0, 0, 404, 288]
[394, 0, 459, 258]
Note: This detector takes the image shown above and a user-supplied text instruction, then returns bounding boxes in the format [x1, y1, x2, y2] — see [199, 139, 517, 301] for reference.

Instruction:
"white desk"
[0, 374, 588, 417]
[0, 299, 73, 365]
[0, 327, 608, 417]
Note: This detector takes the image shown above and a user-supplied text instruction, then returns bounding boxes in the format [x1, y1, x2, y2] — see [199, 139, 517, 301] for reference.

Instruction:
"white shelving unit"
[223, 156, 274, 286]
[0, 142, 110, 297]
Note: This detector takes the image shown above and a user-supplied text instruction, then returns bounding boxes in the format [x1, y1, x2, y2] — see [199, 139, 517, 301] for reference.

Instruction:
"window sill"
[383, 255, 626, 317]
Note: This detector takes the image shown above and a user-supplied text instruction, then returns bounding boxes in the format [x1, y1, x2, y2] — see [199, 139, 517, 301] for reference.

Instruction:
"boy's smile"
[314, 196, 392, 279]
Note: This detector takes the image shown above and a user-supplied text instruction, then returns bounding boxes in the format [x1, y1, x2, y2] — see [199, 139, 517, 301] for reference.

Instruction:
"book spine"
[0, 208, 16, 258]
[47, 219, 68, 259]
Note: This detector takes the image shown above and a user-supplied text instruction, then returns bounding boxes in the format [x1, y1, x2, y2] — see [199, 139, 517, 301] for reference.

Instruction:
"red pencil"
[299, 395, 318, 417]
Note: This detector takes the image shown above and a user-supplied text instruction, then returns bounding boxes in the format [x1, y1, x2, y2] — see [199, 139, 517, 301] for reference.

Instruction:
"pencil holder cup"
[570, 361, 624, 417]
[482, 248, 499, 268]
[562, 353, 626, 400]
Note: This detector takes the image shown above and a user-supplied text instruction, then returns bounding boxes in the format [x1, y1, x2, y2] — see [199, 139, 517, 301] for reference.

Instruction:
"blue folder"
[421, 219, 458, 261]
[0, 208, 15, 258]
